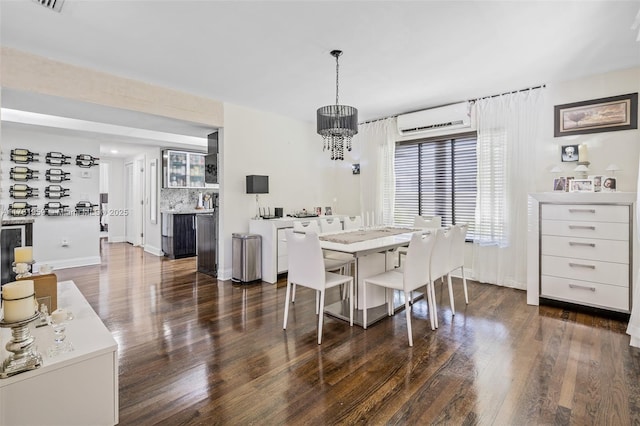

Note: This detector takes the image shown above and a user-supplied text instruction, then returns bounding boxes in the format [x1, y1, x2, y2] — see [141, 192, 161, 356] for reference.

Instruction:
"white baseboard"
[218, 267, 232, 281]
[108, 236, 126, 243]
[36, 256, 101, 272]
[144, 245, 163, 257]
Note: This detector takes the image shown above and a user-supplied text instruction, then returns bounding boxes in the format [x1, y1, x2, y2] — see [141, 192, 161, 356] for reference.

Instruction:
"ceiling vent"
[397, 102, 474, 136]
[33, 0, 64, 13]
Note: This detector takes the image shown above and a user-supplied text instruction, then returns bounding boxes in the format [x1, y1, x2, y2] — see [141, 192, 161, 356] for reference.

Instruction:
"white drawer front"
[541, 255, 629, 287]
[541, 276, 629, 312]
[277, 229, 288, 255]
[541, 220, 629, 241]
[541, 204, 629, 223]
[541, 235, 629, 263]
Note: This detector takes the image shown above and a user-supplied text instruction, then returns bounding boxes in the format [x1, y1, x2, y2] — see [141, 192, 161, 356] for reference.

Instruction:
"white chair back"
[285, 229, 325, 290]
[449, 224, 468, 269]
[293, 220, 320, 233]
[430, 228, 453, 279]
[319, 218, 342, 233]
[403, 231, 437, 292]
[414, 215, 442, 229]
[343, 216, 362, 230]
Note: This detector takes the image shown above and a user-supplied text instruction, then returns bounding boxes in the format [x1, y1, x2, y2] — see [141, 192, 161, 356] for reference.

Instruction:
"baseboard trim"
[218, 267, 232, 281]
[37, 256, 101, 272]
[108, 236, 126, 243]
[144, 245, 163, 257]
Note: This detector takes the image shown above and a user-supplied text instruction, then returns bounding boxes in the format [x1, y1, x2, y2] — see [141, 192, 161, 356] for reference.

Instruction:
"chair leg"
[461, 266, 469, 304]
[317, 289, 325, 344]
[425, 282, 435, 331]
[349, 279, 354, 326]
[447, 273, 455, 316]
[292, 283, 297, 303]
[363, 280, 368, 329]
[431, 281, 439, 329]
[283, 280, 292, 329]
[404, 291, 413, 346]
[315, 291, 320, 315]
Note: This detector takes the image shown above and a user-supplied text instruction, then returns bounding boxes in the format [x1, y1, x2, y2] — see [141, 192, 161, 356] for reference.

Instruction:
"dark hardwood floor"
[54, 241, 640, 425]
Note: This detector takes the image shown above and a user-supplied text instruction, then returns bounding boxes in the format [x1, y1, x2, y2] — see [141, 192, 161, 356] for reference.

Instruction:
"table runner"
[319, 227, 416, 244]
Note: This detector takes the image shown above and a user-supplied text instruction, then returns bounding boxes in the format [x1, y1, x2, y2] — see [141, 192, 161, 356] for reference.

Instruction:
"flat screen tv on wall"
[246, 175, 269, 194]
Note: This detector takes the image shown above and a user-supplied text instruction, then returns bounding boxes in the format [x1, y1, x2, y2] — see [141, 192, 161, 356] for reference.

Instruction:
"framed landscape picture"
[554, 93, 638, 137]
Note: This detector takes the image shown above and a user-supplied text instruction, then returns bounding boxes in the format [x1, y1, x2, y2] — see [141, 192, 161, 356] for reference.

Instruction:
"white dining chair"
[282, 229, 353, 344]
[428, 227, 454, 328]
[342, 216, 362, 230]
[291, 220, 353, 300]
[414, 215, 442, 228]
[362, 231, 437, 346]
[319, 217, 342, 233]
[293, 220, 320, 233]
[398, 215, 442, 266]
[448, 224, 469, 305]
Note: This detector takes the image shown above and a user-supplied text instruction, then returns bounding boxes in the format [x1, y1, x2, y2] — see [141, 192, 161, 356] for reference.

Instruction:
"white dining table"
[318, 227, 423, 327]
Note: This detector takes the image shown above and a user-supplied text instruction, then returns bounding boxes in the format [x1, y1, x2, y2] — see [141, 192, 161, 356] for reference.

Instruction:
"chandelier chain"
[335, 54, 339, 106]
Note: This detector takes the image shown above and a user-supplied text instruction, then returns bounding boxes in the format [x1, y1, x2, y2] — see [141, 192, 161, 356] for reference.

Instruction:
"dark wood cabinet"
[197, 213, 217, 277]
[162, 213, 196, 259]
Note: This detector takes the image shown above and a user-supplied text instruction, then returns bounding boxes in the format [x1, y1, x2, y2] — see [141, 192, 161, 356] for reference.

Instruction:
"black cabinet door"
[173, 214, 196, 257]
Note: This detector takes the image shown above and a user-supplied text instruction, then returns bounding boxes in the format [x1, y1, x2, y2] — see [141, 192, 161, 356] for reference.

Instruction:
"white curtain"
[357, 117, 396, 226]
[472, 89, 544, 289]
[626, 172, 640, 347]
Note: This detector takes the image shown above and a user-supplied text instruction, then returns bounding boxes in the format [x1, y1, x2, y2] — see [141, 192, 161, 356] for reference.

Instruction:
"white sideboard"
[0, 280, 118, 426]
[527, 192, 636, 313]
[249, 216, 347, 283]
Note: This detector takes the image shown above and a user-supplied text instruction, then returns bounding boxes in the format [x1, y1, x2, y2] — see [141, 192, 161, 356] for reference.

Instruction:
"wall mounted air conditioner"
[397, 101, 474, 136]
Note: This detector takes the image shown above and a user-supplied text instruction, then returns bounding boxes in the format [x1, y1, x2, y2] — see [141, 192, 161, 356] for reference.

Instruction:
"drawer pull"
[568, 209, 596, 213]
[569, 283, 596, 292]
[568, 225, 596, 230]
[569, 241, 596, 247]
[568, 262, 596, 269]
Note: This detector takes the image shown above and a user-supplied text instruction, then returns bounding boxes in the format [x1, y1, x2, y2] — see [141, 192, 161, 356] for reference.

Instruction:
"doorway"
[125, 156, 146, 246]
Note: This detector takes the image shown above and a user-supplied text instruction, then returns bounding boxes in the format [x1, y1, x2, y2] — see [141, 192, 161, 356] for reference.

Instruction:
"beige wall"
[536, 66, 640, 192]
[1, 47, 223, 128]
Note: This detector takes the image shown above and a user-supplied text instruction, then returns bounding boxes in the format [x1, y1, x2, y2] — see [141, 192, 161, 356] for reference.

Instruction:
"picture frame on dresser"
[588, 175, 604, 192]
[602, 177, 617, 192]
[553, 177, 567, 192]
[569, 178, 594, 192]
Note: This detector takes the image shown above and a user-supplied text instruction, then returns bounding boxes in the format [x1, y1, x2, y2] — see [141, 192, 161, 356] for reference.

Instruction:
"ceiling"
[1, 0, 640, 154]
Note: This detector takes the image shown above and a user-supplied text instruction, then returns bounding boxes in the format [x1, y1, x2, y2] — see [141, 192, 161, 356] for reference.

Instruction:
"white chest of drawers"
[539, 201, 632, 313]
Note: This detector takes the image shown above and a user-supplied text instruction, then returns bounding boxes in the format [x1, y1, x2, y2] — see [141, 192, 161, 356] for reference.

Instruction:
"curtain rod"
[359, 83, 546, 125]
[470, 83, 546, 102]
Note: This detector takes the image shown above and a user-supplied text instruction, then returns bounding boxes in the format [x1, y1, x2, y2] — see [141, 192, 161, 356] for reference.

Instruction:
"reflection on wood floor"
[54, 241, 640, 425]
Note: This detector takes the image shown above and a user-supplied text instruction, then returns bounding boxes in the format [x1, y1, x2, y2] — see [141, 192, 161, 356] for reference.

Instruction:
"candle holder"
[12, 260, 35, 279]
[0, 312, 43, 378]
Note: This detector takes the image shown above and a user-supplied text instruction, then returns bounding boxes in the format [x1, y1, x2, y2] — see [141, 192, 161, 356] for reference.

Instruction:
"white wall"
[536, 66, 640, 192]
[219, 103, 357, 279]
[1, 123, 101, 269]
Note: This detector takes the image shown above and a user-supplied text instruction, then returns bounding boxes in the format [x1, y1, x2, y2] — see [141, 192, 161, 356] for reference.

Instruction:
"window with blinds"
[394, 134, 477, 238]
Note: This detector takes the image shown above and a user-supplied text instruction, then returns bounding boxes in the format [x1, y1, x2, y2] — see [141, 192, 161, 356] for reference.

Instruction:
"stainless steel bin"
[232, 233, 262, 283]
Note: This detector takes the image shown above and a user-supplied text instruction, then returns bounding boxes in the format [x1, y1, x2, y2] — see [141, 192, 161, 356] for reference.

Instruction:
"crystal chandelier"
[317, 50, 358, 161]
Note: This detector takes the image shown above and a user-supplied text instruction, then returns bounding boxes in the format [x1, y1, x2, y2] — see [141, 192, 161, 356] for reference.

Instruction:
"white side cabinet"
[249, 216, 348, 283]
[528, 193, 635, 313]
[0, 280, 118, 426]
